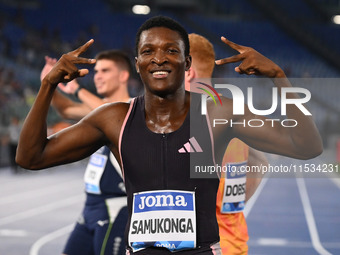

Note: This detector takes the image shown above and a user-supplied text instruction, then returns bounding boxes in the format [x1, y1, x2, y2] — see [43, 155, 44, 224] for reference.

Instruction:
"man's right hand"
[42, 39, 96, 86]
[41, 56, 82, 95]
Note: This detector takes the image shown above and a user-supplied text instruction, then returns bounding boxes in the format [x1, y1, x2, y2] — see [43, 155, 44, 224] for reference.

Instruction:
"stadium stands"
[0, 0, 339, 158]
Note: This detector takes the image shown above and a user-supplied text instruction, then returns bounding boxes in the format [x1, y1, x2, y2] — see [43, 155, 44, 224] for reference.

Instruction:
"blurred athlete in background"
[185, 33, 267, 254]
[40, 49, 132, 255]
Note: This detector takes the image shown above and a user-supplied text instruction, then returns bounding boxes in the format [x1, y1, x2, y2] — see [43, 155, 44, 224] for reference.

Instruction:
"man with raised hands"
[17, 16, 322, 254]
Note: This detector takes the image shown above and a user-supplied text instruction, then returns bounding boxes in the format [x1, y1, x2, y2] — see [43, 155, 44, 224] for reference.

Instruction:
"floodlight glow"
[332, 15, 340, 24]
[132, 5, 150, 15]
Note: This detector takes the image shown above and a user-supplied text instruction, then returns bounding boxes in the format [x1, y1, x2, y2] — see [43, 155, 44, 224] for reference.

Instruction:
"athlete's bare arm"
[58, 78, 106, 112]
[41, 56, 101, 120]
[51, 89, 92, 120]
[245, 148, 268, 202]
[213, 37, 323, 159]
[16, 40, 128, 170]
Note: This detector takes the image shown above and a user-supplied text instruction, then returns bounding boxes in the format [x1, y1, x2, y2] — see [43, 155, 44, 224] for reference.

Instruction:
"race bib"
[221, 161, 247, 213]
[84, 150, 108, 194]
[129, 190, 196, 252]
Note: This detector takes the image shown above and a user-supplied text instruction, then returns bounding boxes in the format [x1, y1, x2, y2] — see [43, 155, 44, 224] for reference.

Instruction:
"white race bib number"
[221, 161, 247, 213]
[84, 152, 108, 194]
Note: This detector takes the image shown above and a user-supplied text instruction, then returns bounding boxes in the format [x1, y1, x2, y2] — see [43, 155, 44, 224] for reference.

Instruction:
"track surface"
[1, 156, 339, 255]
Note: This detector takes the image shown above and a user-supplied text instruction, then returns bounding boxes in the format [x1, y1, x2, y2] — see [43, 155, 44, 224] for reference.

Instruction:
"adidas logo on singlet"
[178, 137, 203, 153]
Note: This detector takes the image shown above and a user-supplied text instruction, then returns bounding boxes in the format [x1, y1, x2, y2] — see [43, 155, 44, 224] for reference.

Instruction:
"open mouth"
[151, 70, 170, 79]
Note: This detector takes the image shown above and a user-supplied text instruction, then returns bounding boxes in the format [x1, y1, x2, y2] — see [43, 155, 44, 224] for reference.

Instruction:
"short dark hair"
[95, 50, 132, 76]
[135, 16, 190, 57]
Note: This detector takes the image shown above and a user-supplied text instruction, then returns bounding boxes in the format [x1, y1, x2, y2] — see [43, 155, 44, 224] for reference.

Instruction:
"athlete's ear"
[185, 55, 192, 71]
[184, 67, 194, 91]
[119, 70, 129, 83]
[186, 66, 196, 82]
[135, 57, 139, 73]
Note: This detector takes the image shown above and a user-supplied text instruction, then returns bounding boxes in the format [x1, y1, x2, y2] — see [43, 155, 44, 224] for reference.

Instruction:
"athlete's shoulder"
[82, 101, 131, 129]
[95, 101, 131, 115]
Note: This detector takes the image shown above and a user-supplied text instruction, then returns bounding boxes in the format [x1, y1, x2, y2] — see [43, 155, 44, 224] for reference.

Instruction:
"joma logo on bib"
[133, 191, 194, 213]
[139, 194, 187, 210]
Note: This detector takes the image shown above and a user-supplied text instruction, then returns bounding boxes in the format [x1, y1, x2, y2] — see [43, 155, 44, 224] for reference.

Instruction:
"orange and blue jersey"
[216, 138, 249, 255]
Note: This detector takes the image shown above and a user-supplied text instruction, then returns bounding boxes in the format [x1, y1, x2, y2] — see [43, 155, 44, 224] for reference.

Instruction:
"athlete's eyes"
[141, 49, 152, 55]
[167, 48, 179, 54]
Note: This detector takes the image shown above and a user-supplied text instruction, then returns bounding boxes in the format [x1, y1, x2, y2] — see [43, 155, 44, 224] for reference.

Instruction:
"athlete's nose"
[94, 70, 104, 81]
[152, 49, 168, 65]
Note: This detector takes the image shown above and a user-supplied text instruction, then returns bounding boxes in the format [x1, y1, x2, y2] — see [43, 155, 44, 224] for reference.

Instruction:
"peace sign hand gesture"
[43, 39, 96, 86]
[215, 37, 285, 78]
